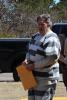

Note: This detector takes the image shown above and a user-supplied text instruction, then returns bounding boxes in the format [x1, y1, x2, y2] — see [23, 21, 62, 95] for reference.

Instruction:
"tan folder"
[16, 64, 37, 90]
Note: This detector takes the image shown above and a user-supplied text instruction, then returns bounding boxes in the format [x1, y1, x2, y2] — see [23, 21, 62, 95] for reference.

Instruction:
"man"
[63, 38, 67, 90]
[59, 36, 67, 91]
[23, 14, 61, 100]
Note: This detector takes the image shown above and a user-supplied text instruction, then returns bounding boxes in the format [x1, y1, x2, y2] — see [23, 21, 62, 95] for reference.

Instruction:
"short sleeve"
[43, 39, 61, 59]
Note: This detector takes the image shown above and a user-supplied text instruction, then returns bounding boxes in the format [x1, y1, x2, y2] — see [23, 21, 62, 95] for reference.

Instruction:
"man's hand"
[59, 54, 64, 63]
[22, 59, 34, 71]
[22, 59, 28, 64]
[26, 63, 34, 71]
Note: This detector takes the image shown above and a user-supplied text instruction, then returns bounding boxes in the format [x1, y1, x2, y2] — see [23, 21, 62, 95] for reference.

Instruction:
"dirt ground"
[0, 82, 67, 100]
[0, 73, 66, 100]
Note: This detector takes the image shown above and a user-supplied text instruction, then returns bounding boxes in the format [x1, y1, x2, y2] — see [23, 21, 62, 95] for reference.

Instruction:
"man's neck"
[40, 28, 51, 36]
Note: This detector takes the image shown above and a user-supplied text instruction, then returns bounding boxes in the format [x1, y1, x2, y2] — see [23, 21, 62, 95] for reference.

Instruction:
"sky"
[54, 0, 60, 4]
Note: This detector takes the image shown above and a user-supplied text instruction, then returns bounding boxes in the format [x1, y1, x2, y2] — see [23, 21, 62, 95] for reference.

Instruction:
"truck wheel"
[13, 68, 20, 81]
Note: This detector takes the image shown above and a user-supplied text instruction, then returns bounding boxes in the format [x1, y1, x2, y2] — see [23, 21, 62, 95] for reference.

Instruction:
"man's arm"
[34, 55, 57, 68]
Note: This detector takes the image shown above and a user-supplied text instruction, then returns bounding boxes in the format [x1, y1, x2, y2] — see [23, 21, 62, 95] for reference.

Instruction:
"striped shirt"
[26, 30, 61, 85]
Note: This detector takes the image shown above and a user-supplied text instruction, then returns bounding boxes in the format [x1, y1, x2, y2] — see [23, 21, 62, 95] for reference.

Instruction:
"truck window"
[52, 24, 67, 37]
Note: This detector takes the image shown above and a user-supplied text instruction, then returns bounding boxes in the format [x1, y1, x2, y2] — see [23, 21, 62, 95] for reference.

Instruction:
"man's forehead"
[37, 19, 46, 24]
[37, 18, 44, 22]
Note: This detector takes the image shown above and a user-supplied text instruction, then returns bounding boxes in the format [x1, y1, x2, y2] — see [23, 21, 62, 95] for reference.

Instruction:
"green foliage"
[0, 0, 67, 38]
[18, 0, 54, 14]
[51, 0, 67, 22]
[0, 33, 16, 38]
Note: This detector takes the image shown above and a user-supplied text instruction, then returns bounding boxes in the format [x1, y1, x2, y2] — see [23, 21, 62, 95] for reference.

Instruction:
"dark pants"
[62, 66, 67, 90]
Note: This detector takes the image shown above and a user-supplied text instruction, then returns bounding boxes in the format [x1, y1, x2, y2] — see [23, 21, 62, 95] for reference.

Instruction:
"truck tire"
[12, 53, 26, 81]
[13, 67, 20, 81]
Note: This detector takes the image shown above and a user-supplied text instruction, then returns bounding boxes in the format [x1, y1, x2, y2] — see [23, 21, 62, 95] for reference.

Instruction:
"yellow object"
[53, 97, 67, 100]
[21, 97, 67, 100]
[16, 64, 37, 90]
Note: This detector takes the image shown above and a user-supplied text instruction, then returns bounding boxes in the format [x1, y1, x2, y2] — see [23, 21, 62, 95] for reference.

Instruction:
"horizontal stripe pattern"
[26, 32, 61, 80]
[29, 49, 36, 56]
[32, 67, 59, 78]
[28, 90, 46, 96]
[32, 70, 53, 77]
[37, 49, 46, 57]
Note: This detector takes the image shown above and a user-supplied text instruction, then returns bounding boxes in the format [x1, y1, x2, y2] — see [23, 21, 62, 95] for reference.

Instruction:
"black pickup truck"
[0, 38, 30, 81]
[0, 23, 67, 81]
[52, 23, 67, 36]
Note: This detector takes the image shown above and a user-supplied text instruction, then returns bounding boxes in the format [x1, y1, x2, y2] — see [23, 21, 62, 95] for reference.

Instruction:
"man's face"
[37, 19, 48, 34]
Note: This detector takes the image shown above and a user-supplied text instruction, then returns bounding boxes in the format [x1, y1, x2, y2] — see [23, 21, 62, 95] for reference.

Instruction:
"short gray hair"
[37, 14, 52, 27]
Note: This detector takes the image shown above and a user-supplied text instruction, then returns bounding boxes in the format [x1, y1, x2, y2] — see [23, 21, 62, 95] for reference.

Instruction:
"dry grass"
[0, 82, 66, 100]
